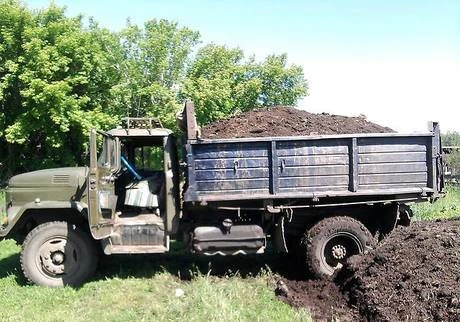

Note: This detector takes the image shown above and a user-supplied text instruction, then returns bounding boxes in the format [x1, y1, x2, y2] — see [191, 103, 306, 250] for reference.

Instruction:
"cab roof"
[106, 128, 173, 138]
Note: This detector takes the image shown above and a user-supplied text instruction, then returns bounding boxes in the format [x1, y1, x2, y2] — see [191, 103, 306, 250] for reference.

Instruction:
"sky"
[26, 0, 460, 133]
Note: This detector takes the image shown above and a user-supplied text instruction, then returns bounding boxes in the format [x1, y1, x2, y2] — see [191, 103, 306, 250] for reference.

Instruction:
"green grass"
[411, 185, 460, 221]
[0, 240, 312, 322]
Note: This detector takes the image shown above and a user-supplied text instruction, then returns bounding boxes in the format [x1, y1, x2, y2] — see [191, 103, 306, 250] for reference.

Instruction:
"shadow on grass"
[96, 250, 308, 283]
[0, 252, 28, 285]
[0, 245, 308, 287]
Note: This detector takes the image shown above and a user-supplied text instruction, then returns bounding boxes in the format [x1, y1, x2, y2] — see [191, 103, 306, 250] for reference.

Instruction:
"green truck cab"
[1, 118, 181, 286]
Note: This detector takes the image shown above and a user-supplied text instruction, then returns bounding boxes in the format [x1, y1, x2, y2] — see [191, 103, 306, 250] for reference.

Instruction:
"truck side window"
[134, 146, 164, 171]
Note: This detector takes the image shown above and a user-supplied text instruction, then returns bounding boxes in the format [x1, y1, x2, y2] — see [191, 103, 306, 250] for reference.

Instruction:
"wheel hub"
[37, 237, 76, 276]
[331, 244, 347, 260]
[51, 251, 65, 265]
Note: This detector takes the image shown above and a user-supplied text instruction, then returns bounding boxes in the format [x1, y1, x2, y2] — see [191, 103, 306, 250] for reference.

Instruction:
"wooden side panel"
[357, 137, 429, 190]
[184, 134, 436, 203]
[277, 140, 350, 193]
[188, 142, 270, 195]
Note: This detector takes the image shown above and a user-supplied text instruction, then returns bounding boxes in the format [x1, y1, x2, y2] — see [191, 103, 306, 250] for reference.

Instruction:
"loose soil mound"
[277, 219, 460, 322]
[201, 106, 394, 139]
[277, 279, 360, 321]
[341, 219, 460, 322]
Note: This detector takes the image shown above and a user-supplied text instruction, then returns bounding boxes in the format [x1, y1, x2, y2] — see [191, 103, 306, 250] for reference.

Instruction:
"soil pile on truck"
[201, 106, 394, 139]
[278, 219, 460, 321]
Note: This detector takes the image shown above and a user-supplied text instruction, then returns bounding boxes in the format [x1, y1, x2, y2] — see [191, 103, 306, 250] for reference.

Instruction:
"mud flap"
[273, 216, 288, 253]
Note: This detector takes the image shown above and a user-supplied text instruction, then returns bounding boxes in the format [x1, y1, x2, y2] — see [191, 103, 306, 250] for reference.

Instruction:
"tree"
[0, 1, 123, 178]
[182, 44, 308, 125]
[442, 131, 460, 146]
[111, 19, 200, 130]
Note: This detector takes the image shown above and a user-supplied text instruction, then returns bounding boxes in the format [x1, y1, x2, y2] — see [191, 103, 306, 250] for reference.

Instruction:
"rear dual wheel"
[21, 221, 97, 287]
[303, 216, 374, 278]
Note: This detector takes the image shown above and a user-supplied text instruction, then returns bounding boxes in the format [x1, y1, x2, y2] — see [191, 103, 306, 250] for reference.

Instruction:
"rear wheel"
[21, 221, 97, 287]
[303, 216, 374, 278]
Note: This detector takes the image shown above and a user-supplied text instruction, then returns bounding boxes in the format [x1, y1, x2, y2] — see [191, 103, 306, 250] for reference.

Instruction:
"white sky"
[298, 53, 460, 132]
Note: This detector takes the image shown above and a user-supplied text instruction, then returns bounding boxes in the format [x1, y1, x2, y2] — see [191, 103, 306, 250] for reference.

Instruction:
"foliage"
[182, 44, 308, 124]
[0, 1, 121, 177]
[112, 19, 200, 130]
[442, 131, 460, 175]
[0, 1, 308, 179]
[442, 131, 460, 146]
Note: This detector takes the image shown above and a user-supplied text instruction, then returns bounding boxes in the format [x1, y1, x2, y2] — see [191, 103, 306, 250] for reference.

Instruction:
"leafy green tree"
[0, 1, 121, 178]
[442, 131, 460, 146]
[182, 44, 308, 125]
[112, 19, 200, 130]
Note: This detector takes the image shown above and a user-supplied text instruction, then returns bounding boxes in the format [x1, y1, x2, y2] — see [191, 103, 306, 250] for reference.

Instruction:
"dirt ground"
[277, 219, 460, 322]
[201, 106, 394, 139]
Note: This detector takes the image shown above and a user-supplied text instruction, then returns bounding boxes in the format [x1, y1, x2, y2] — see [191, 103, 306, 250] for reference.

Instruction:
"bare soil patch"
[201, 106, 394, 139]
[277, 219, 460, 322]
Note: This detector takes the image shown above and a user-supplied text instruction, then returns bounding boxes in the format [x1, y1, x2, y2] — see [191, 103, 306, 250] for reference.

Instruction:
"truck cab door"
[88, 129, 120, 239]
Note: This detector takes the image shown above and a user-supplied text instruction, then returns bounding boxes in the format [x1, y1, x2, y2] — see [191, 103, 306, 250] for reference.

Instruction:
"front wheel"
[303, 216, 374, 278]
[21, 221, 97, 287]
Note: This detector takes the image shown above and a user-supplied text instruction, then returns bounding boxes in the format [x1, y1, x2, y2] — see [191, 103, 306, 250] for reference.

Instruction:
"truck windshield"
[98, 137, 118, 169]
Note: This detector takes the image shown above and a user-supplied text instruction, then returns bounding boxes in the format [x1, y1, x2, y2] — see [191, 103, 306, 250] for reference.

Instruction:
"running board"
[103, 243, 168, 255]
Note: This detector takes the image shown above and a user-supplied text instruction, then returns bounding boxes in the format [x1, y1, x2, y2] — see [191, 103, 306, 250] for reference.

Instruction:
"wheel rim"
[321, 232, 363, 275]
[35, 235, 80, 279]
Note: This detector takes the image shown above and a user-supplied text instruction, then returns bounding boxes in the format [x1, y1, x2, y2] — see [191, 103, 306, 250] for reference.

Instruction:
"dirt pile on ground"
[201, 106, 394, 139]
[341, 219, 460, 321]
[277, 219, 460, 321]
[277, 279, 360, 321]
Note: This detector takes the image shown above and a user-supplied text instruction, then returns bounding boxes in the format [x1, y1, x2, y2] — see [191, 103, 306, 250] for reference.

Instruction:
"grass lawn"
[411, 185, 460, 220]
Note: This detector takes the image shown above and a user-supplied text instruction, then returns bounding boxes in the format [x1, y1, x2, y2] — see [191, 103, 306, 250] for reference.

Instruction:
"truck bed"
[184, 128, 443, 204]
[180, 102, 443, 205]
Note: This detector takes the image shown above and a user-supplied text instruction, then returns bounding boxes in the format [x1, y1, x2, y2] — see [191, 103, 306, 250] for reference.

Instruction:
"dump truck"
[0, 101, 444, 286]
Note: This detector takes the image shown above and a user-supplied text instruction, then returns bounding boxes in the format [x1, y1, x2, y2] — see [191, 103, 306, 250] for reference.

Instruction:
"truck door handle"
[280, 159, 286, 172]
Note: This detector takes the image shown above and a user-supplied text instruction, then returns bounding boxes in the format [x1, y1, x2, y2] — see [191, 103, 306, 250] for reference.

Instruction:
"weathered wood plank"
[358, 144, 427, 154]
[196, 178, 270, 191]
[192, 142, 269, 159]
[195, 168, 269, 181]
[279, 175, 349, 188]
[359, 182, 428, 189]
[277, 144, 348, 156]
[358, 173, 427, 184]
[359, 152, 426, 164]
[195, 158, 269, 170]
[279, 165, 349, 177]
[279, 185, 349, 192]
[281, 155, 349, 166]
[359, 162, 427, 174]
